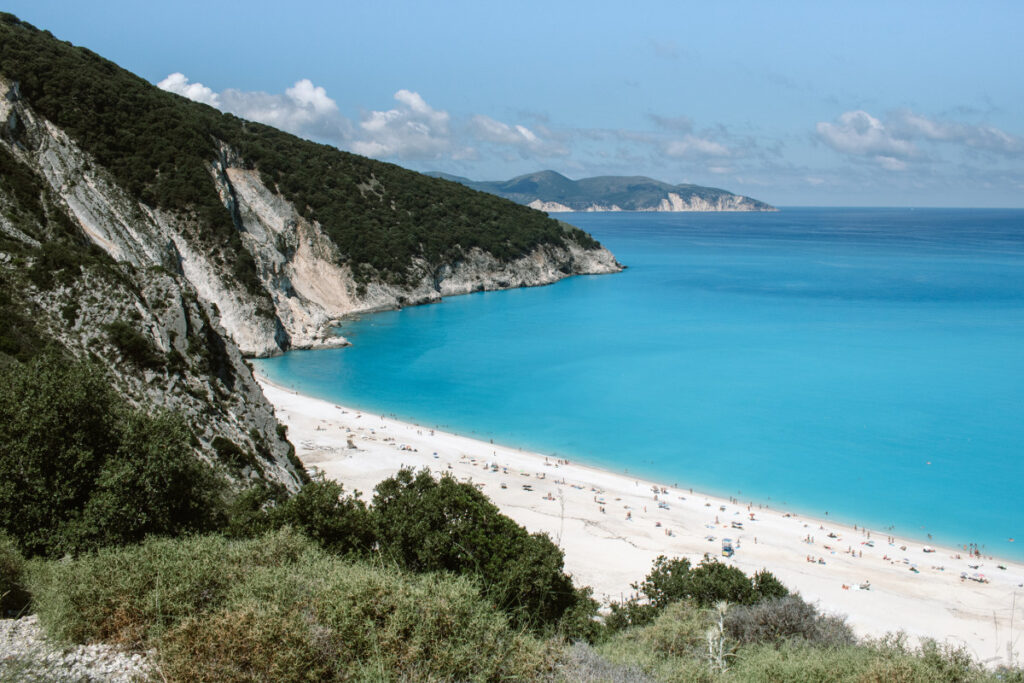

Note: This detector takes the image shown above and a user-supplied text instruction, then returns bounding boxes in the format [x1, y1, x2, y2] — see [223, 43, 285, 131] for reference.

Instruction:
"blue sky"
[7, 1, 1024, 206]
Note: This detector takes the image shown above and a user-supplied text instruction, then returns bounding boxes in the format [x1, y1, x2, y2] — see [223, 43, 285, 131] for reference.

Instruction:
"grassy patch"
[0, 532, 29, 617]
[26, 529, 557, 681]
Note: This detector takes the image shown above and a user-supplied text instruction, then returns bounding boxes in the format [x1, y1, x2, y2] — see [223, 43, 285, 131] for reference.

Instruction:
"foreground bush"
[225, 476, 376, 557]
[0, 355, 225, 557]
[608, 555, 789, 631]
[728, 635, 992, 682]
[597, 601, 720, 682]
[724, 594, 855, 648]
[374, 468, 578, 631]
[27, 528, 556, 681]
[595, 602, 1008, 683]
[0, 531, 29, 617]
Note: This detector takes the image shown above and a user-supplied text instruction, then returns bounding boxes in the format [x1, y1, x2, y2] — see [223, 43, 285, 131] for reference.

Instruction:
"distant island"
[429, 170, 777, 212]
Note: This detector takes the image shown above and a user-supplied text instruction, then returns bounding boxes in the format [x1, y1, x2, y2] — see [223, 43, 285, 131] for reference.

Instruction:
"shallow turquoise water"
[256, 208, 1024, 559]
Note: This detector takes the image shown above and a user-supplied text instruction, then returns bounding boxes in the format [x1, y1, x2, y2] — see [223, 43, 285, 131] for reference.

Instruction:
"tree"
[0, 353, 224, 556]
[271, 476, 376, 556]
[634, 555, 693, 609]
[373, 468, 577, 630]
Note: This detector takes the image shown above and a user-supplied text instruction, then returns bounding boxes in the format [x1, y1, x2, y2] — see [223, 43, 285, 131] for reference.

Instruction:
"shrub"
[222, 482, 290, 539]
[210, 435, 258, 472]
[596, 602, 717, 683]
[223, 476, 375, 557]
[557, 642, 659, 683]
[684, 560, 758, 607]
[73, 410, 227, 550]
[607, 557, 788, 631]
[0, 353, 114, 555]
[28, 529, 556, 681]
[635, 555, 693, 609]
[606, 598, 661, 631]
[724, 594, 855, 647]
[270, 476, 376, 556]
[752, 568, 789, 602]
[557, 586, 606, 644]
[27, 529, 315, 646]
[0, 354, 226, 557]
[104, 320, 163, 369]
[0, 532, 29, 617]
[373, 468, 577, 631]
[728, 635, 991, 683]
[634, 601, 714, 659]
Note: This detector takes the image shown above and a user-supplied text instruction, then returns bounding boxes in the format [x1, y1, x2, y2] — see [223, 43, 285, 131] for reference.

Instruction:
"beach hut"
[722, 538, 734, 557]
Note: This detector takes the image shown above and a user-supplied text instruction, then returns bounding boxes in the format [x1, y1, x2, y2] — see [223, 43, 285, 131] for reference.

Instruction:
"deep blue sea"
[255, 208, 1024, 560]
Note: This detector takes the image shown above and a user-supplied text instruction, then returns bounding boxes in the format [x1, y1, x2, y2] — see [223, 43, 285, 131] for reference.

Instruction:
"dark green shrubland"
[0, 353, 224, 557]
[373, 467, 579, 631]
[607, 555, 789, 631]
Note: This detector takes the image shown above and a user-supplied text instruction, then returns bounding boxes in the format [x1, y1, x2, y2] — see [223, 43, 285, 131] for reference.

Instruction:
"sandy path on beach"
[258, 377, 1024, 668]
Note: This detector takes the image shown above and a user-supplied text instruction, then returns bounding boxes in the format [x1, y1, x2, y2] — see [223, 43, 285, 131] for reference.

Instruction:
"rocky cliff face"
[214, 162, 621, 356]
[0, 77, 306, 490]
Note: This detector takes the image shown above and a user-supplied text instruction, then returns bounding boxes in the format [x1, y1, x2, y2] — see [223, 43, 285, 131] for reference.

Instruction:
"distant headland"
[429, 170, 777, 212]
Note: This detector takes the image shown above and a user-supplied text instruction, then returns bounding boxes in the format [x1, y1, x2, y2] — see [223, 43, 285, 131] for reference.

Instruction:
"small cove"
[256, 208, 1024, 560]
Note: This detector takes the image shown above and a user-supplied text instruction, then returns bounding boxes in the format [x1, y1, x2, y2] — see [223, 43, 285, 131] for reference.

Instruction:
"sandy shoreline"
[256, 375, 1023, 668]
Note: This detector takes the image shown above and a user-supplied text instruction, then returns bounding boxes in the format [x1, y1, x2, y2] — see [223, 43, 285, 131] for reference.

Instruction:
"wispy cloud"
[468, 115, 568, 158]
[815, 108, 1024, 171]
[815, 110, 916, 169]
[351, 89, 461, 160]
[648, 114, 693, 133]
[889, 109, 1024, 156]
[663, 134, 731, 159]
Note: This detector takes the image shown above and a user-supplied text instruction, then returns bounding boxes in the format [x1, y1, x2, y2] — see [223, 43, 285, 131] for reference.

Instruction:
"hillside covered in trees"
[0, 12, 620, 357]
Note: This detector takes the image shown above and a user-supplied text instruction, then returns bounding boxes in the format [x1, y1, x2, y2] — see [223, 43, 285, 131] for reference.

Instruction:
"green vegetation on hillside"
[27, 530, 557, 681]
[373, 468, 578, 630]
[0, 354, 225, 557]
[0, 13, 601, 287]
[436, 169, 777, 212]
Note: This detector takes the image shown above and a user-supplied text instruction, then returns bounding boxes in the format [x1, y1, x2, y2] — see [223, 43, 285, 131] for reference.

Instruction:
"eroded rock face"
[0, 79, 302, 489]
[210, 165, 622, 356]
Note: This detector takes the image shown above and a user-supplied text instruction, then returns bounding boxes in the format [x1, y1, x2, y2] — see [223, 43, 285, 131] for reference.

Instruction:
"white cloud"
[351, 89, 458, 160]
[157, 73, 220, 107]
[664, 134, 730, 159]
[816, 109, 1024, 172]
[815, 110, 915, 163]
[468, 115, 568, 157]
[891, 110, 1024, 156]
[159, 73, 351, 145]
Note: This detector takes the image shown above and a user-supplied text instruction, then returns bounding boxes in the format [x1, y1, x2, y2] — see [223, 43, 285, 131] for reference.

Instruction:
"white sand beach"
[257, 376, 1024, 668]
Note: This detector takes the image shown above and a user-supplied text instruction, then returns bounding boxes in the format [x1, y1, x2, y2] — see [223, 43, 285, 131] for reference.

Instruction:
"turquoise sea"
[255, 208, 1024, 560]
